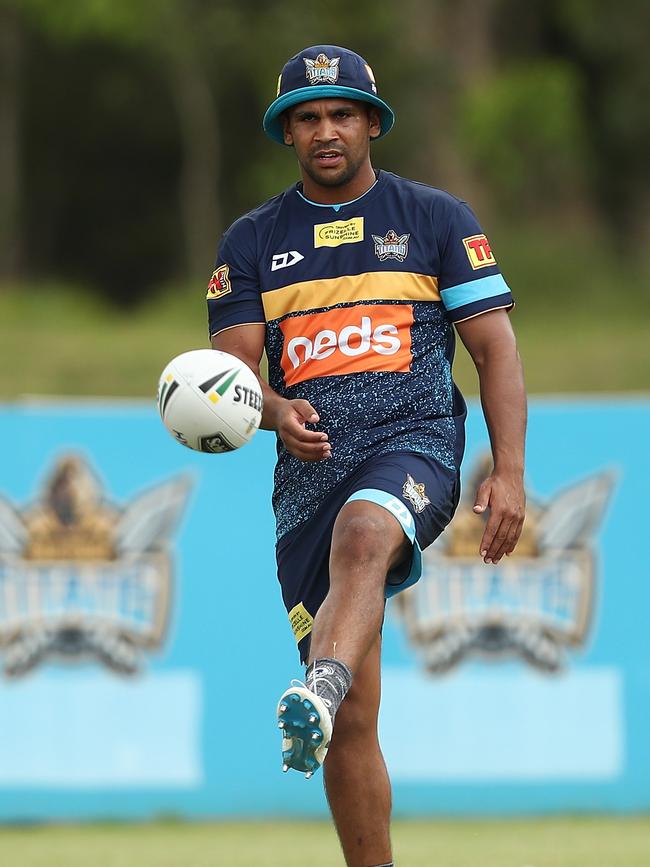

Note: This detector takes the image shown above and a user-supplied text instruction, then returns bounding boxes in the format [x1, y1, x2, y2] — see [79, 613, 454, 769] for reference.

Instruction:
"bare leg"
[309, 499, 409, 675]
[312, 500, 404, 864]
[324, 634, 392, 867]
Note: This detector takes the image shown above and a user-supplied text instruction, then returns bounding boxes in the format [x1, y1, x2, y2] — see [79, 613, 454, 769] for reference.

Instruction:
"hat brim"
[263, 85, 395, 145]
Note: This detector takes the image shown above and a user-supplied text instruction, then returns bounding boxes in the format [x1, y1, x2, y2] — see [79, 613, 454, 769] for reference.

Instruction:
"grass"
[1, 229, 648, 399]
[0, 283, 207, 401]
[0, 817, 649, 866]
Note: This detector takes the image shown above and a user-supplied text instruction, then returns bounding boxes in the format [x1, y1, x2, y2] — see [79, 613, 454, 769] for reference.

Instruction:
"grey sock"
[305, 657, 352, 718]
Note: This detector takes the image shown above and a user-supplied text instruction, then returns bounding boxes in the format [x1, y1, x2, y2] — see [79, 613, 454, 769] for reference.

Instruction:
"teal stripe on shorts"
[345, 487, 423, 597]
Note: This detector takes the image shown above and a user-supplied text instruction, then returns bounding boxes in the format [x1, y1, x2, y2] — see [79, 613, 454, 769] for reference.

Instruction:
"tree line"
[1, 0, 648, 304]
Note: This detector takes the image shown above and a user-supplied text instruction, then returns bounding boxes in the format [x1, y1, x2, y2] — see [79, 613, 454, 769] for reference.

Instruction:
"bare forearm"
[475, 344, 527, 476]
[210, 331, 330, 460]
[456, 309, 527, 562]
[210, 328, 285, 431]
[257, 376, 290, 431]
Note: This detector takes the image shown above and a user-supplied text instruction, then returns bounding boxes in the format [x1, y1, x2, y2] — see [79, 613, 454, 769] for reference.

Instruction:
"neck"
[301, 161, 377, 205]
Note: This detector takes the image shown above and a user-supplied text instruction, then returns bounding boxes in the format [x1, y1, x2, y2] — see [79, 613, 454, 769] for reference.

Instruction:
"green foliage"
[1, 0, 649, 308]
[458, 61, 589, 213]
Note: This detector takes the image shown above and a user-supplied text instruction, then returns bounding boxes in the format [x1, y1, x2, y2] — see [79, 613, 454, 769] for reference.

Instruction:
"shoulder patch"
[206, 264, 232, 300]
[462, 234, 496, 270]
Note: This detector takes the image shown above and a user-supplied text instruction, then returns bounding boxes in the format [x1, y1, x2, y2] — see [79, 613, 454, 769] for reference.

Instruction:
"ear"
[368, 107, 381, 140]
[281, 112, 294, 146]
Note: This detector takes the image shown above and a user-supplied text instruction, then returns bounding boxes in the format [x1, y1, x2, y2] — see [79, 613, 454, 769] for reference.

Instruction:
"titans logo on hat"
[304, 53, 340, 85]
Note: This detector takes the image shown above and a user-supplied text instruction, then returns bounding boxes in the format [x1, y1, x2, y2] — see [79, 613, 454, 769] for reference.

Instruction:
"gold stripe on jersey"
[261, 271, 440, 322]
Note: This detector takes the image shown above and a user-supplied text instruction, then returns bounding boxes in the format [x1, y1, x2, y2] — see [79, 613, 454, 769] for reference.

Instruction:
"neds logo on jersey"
[279, 303, 413, 386]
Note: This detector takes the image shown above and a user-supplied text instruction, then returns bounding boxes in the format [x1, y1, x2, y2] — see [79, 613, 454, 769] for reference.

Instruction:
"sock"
[305, 657, 352, 719]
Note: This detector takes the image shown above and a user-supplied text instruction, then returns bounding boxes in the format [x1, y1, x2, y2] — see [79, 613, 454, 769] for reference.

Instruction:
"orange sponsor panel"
[280, 303, 414, 386]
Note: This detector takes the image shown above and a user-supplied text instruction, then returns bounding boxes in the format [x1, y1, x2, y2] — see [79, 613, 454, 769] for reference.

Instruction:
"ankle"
[305, 657, 353, 718]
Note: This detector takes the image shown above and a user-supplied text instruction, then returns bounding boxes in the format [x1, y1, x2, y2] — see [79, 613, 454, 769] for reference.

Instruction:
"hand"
[275, 399, 331, 462]
[473, 472, 525, 564]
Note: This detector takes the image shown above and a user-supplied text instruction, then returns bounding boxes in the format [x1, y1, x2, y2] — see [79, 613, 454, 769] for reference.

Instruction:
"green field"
[1, 818, 648, 866]
[1, 281, 647, 401]
[1, 229, 649, 400]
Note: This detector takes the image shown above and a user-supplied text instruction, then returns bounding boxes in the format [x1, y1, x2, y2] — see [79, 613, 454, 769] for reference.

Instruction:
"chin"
[309, 166, 353, 188]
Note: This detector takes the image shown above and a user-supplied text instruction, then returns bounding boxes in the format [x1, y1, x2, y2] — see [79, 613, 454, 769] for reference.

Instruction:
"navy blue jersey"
[207, 170, 513, 539]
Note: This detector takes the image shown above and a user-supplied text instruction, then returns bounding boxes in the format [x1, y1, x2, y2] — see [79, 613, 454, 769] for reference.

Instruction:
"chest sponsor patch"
[279, 303, 413, 387]
[314, 217, 364, 248]
[462, 234, 496, 270]
[206, 264, 232, 299]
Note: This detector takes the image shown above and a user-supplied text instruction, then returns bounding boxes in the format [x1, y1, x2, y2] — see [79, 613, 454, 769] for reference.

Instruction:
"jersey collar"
[295, 170, 386, 212]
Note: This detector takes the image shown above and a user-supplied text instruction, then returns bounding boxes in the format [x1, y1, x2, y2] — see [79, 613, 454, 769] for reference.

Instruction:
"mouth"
[313, 149, 344, 167]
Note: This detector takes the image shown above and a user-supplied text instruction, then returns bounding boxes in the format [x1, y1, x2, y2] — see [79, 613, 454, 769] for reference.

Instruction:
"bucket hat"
[263, 45, 395, 145]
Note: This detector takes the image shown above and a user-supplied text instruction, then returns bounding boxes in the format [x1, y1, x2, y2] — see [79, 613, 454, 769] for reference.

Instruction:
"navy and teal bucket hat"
[263, 45, 395, 145]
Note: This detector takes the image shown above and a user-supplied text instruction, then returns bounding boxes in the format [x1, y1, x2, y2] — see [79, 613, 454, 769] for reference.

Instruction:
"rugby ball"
[157, 349, 263, 452]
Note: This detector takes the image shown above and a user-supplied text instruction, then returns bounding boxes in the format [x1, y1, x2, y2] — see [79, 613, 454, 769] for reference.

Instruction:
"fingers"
[283, 431, 331, 461]
[291, 399, 320, 424]
[475, 477, 525, 564]
[473, 481, 491, 515]
[480, 517, 514, 564]
[280, 399, 331, 462]
[480, 513, 524, 562]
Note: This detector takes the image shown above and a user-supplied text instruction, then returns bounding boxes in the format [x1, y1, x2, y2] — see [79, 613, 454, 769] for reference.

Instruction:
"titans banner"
[0, 398, 647, 818]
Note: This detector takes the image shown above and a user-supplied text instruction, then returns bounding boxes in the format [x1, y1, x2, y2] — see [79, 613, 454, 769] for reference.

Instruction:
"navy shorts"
[275, 450, 460, 663]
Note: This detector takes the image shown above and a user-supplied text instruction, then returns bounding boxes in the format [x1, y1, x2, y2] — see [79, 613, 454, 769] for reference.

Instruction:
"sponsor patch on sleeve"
[206, 264, 232, 300]
[462, 234, 497, 270]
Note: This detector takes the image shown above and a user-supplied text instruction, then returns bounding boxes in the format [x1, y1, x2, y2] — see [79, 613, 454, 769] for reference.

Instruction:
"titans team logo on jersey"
[373, 229, 410, 262]
[304, 53, 340, 85]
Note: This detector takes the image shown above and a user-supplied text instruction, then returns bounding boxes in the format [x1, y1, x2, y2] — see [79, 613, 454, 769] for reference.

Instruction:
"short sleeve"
[207, 217, 265, 337]
[437, 200, 514, 323]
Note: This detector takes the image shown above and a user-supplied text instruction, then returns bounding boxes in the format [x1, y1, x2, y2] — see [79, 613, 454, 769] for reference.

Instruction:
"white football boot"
[276, 681, 333, 779]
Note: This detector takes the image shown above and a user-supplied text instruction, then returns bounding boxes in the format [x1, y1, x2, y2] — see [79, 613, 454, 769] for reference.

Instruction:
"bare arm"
[455, 309, 527, 563]
[211, 325, 330, 462]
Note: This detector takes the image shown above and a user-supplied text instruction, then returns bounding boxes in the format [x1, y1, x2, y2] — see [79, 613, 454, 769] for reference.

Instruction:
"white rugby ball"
[157, 349, 263, 452]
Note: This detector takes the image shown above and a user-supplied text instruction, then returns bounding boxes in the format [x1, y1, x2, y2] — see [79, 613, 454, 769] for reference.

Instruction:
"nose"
[314, 116, 339, 144]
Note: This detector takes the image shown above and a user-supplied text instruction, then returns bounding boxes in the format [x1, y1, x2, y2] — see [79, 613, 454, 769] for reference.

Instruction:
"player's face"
[283, 99, 380, 202]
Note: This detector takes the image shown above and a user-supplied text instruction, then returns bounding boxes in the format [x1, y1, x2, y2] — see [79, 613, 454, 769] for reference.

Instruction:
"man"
[208, 45, 526, 867]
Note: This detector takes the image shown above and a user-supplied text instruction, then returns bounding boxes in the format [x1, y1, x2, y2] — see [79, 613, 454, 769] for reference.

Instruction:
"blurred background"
[1, 0, 648, 397]
[1, 1, 649, 865]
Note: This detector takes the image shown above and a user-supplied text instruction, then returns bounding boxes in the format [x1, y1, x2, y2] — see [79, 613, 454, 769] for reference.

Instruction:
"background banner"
[0, 398, 646, 819]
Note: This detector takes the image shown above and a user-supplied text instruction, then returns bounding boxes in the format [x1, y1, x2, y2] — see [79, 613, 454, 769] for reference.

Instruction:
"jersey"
[207, 170, 513, 540]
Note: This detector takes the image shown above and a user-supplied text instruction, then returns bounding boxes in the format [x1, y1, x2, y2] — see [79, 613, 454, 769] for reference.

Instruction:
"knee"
[331, 509, 393, 572]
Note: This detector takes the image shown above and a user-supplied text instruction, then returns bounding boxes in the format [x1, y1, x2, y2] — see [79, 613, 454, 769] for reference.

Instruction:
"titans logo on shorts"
[207, 170, 514, 541]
